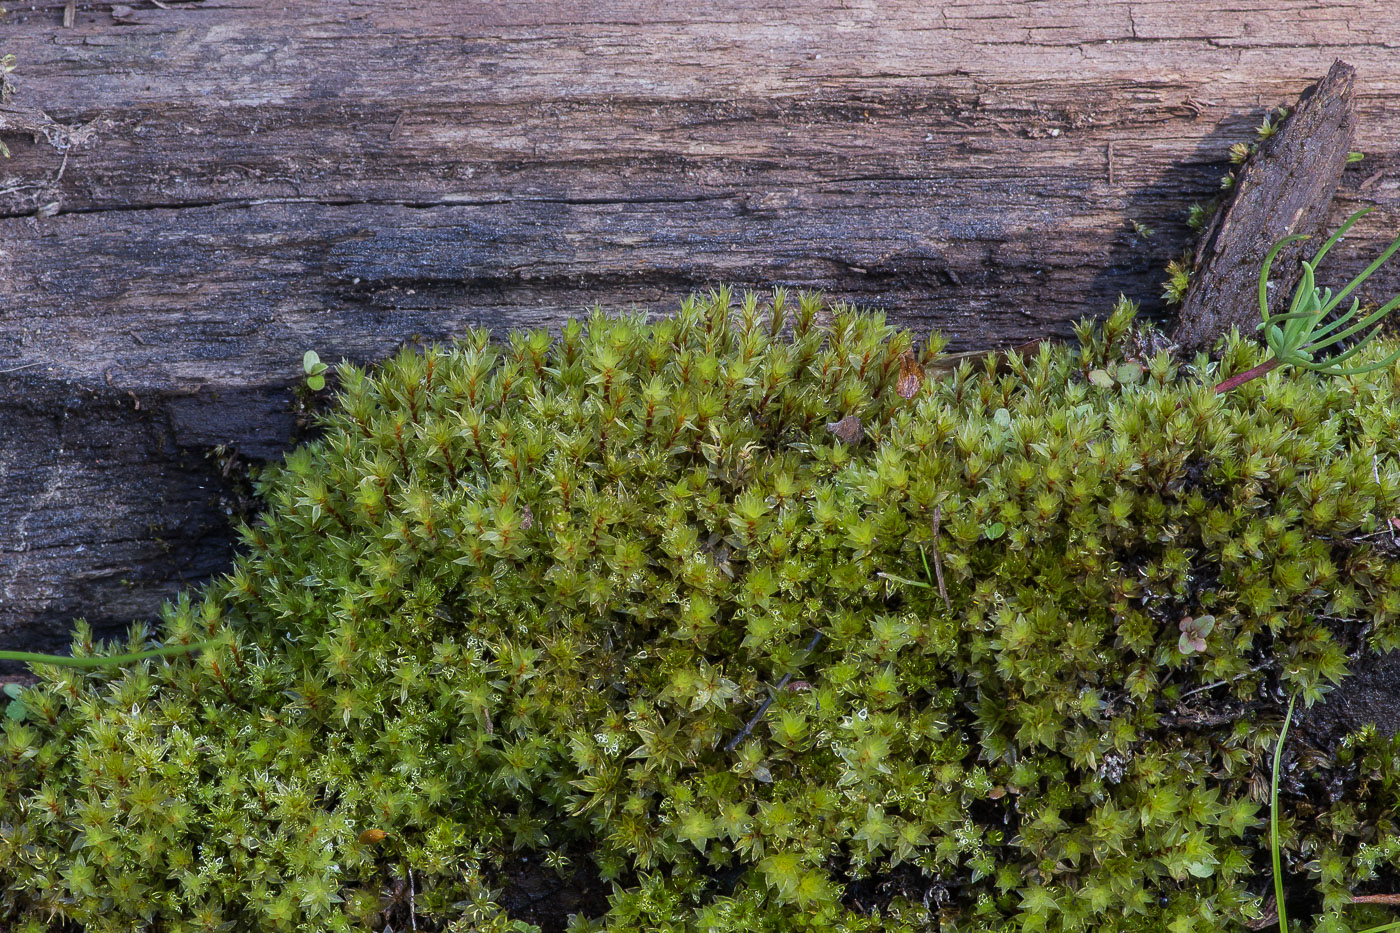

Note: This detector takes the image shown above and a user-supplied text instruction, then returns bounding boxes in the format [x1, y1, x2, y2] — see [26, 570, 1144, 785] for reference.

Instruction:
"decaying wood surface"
[4, 1, 1400, 654]
[1172, 60, 1358, 354]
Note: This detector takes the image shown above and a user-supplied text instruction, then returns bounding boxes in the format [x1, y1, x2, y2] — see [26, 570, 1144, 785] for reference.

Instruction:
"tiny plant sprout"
[1163, 256, 1192, 305]
[3, 683, 25, 721]
[1215, 208, 1400, 394]
[1258, 209, 1400, 374]
[1257, 107, 1287, 141]
[1178, 615, 1214, 655]
[303, 350, 329, 391]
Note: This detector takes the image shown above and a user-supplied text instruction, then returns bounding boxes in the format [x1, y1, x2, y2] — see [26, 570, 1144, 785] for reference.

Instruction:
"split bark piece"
[1171, 60, 1357, 355]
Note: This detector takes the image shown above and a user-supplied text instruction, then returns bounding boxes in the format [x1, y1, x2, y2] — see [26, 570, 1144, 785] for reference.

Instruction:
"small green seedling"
[1088, 362, 1144, 389]
[1216, 209, 1400, 393]
[3, 682, 25, 721]
[303, 350, 329, 391]
[1187, 203, 1209, 231]
[1259, 208, 1400, 375]
[1163, 256, 1193, 305]
[1178, 614, 1214, 655]
[1257, 107, 1288, 141]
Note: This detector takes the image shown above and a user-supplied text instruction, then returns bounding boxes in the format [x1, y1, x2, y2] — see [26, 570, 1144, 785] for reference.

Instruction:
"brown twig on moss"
[724, 632, 824, 752]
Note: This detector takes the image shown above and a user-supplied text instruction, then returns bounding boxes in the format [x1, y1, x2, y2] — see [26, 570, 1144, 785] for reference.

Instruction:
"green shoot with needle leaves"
[1216, 208, 1400, 393]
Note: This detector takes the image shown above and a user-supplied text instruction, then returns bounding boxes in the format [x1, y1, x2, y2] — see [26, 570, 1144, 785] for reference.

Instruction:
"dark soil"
[492, 855, 614, 933]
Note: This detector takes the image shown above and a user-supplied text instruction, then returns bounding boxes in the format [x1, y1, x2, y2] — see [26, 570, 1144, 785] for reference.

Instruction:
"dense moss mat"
[5, 292, 1400, 933]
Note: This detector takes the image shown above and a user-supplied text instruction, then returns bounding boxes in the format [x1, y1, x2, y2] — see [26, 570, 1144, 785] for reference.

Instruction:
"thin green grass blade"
[1320, 232, 1400, 316]
[1311, 337, 1386, 370]
[0, 642, 213, 669]
[1315, 345, 1400, 377]
[1286, 264, 1316, 321]
[1264, 309, 1331, 326]
[1273, 692, 1298, 933]
[876, 571, 928, 589]
[1307, 296, 1400, 352]
[1260, 234, 1311, 322]
[1301, 298, 1361, 344]
[1308, 207, 1372, 268]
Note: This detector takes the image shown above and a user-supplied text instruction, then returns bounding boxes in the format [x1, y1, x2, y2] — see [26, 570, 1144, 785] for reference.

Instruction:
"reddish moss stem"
[1214, 357, 1281, 394]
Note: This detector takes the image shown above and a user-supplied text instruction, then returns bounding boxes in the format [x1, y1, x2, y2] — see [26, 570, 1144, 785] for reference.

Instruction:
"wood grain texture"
[4, 0, 1400, 652]
[1173, 61, 1357, 353]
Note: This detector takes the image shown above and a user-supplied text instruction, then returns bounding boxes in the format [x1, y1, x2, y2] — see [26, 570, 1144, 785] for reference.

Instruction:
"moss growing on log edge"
[4, 290, 1400, 933]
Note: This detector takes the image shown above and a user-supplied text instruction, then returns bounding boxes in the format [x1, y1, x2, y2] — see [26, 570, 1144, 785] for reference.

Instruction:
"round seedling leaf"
[1088, 369, 1115, 388]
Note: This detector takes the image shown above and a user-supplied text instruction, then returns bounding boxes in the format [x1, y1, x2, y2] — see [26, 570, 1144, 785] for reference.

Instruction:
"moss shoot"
[4, 290, 1400, 933]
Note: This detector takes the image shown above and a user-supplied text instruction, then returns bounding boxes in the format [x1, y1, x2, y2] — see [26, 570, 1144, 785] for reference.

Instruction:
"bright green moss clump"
[5, 291, 1400, 933]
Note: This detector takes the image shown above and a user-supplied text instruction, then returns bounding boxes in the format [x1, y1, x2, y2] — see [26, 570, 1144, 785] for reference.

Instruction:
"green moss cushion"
[4, 291, 1400, 933]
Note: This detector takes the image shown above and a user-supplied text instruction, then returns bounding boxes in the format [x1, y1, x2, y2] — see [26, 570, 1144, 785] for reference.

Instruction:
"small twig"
[1214, 357, 1280, 394]
[1180, 663, 1268, 699]
[1374, 455, 1399, 546]
[0, 362, 41, 374]
[63, 0, 75, 28]
[724, 632, 823, 752]
[408, 866, 417, 931]
[929, 506, 950, 610]
[1350, 894, 1400, 906]
[0, 182, 43, 197]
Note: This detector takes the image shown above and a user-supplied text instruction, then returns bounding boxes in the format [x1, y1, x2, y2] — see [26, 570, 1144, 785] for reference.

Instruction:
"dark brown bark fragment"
[1171, 61, 1358, 355]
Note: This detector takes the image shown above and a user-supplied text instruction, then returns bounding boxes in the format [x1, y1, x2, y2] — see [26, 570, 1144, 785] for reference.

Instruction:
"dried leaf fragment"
[825, 414, 863, 445]
[896, 349, 923, 399]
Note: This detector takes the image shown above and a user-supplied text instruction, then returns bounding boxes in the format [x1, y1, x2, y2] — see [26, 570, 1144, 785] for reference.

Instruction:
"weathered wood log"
[1171, 60, 1358, 355]
[4, 1, 1400, 658]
